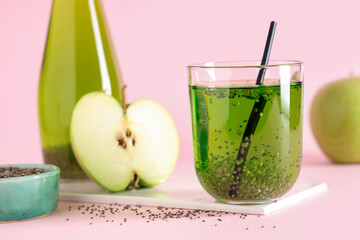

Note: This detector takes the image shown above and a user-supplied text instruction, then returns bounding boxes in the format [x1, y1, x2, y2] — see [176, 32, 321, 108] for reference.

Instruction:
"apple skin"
[311, 77, 360, 163]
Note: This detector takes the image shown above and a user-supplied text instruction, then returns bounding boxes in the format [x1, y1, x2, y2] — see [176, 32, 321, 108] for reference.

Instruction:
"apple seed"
[126, 128, 132, 137]
[117, 137, 127, 149]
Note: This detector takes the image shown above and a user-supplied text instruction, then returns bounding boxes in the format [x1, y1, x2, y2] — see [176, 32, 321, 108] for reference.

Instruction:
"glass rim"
[187, 60, 303, 69]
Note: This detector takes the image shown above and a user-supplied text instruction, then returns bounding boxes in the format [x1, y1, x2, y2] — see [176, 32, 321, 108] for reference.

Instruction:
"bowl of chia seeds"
[0, 164, 60, 222]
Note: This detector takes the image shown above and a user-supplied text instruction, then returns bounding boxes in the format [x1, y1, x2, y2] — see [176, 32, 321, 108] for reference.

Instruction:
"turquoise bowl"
[0, 164, 60, 222]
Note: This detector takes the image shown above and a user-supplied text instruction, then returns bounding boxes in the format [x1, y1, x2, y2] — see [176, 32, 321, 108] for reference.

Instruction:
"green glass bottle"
[38, 0, 123, 178]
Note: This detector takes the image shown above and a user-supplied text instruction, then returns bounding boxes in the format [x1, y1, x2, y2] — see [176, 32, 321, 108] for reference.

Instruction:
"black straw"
[229, 21, 277, 198]
[256, 21, 277, 85]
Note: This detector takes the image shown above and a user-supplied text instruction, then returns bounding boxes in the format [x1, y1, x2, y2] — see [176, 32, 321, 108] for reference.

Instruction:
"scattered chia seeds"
[63, 202, 278, 230]
[0, 167, 45, 178]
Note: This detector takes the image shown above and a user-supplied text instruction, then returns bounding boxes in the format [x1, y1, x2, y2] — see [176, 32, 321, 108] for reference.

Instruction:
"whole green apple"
[311, 77, 360, 163]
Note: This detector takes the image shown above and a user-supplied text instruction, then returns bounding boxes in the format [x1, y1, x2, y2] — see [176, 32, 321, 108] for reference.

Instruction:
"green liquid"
[190, 80, 303, 202]
[38, 0, 123, 178]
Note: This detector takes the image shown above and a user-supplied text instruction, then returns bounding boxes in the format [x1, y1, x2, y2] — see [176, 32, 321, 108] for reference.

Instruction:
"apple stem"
[134, 174, 140, 188]
[122, 85, 128, 111]
[127, 173, 141, 190]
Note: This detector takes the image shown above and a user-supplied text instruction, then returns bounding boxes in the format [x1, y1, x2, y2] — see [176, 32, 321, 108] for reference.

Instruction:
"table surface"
[1, 156, 360, 240]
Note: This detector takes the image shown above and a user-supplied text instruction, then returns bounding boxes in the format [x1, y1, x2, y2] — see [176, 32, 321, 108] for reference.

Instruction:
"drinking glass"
[188, 60, 304, 204]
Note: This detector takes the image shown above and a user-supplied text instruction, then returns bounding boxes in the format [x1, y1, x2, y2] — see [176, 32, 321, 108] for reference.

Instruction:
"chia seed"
[0, 167, 45, 178]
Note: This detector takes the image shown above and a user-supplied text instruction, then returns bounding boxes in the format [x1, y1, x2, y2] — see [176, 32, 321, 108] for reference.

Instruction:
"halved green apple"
[70, 92, 179, 192]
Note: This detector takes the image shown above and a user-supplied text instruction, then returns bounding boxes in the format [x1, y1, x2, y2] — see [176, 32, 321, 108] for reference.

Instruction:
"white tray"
[59, 174, 327, 215]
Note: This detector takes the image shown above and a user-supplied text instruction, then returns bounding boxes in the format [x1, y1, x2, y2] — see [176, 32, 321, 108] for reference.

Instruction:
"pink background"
[1, 0, 360, 168]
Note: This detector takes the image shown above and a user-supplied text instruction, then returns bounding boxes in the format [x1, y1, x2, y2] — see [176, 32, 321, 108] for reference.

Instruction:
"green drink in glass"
[188, 61, 303, 203]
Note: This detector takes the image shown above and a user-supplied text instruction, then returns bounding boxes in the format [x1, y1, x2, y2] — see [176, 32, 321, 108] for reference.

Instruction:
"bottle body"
[39, 0, 123, 178]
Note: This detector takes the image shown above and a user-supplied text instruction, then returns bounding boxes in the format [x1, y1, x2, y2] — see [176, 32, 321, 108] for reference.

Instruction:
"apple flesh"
[70, 92, 179, 191]
[311, 77, 360, 163]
